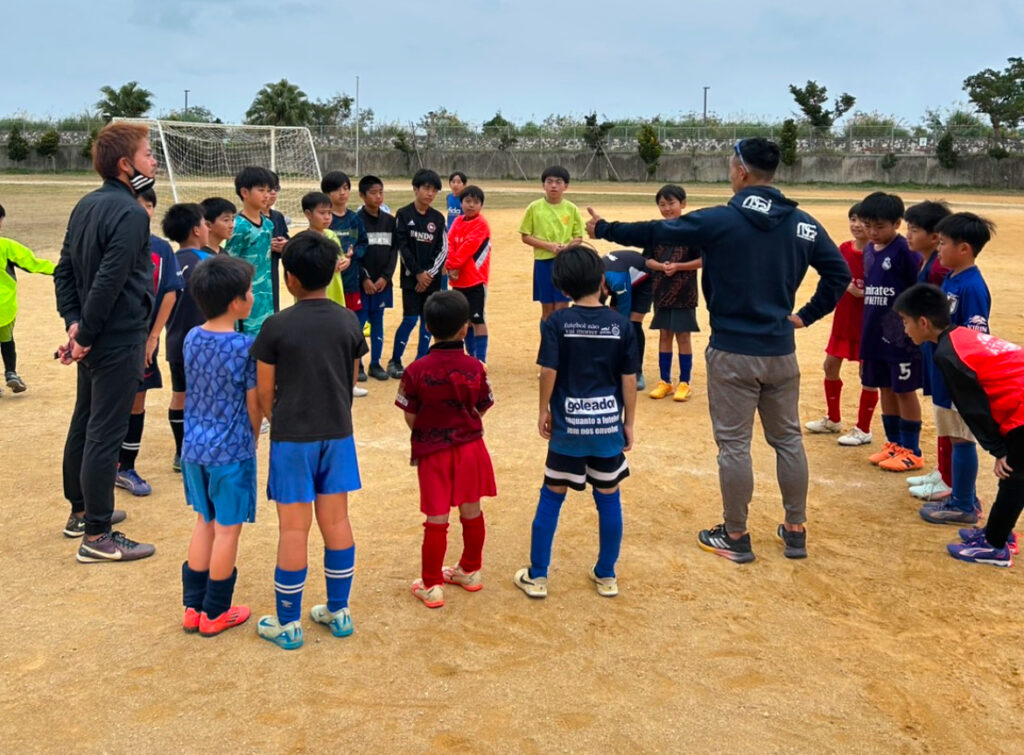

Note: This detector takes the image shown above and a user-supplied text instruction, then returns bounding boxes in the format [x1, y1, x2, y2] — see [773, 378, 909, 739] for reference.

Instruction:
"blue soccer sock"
[392, 316, 418, 363]
[464, 329, 476, 357]
[951, 442, 979, 513]
[324, 545, 355, 612]
[593, 488, 623, 579]
[416, 321, 432, 359]
[881, 414, 901, 444]
[678, 353, 693, 384]
[274, 566, 307, 625]
[181, 561, 208, 611]
[529, 487, 566, 579]
[370, 308, 385, 366]
[202, 568, 236, 620]
[899, 418, 922, 456]
[659, 352, 672, 383]
[475, 334, 489, 363]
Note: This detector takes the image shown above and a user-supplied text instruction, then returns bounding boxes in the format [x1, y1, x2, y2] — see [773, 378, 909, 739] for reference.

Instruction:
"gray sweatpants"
[705, 347, 808, 533]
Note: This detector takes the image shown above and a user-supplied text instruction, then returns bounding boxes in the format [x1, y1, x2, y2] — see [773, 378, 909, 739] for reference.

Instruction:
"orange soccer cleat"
[879, 447, 925, 472]
[868, 441, 901, 465]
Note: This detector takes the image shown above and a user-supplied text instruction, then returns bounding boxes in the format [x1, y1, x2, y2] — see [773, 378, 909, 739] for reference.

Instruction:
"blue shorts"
[268, 436, 361, 503]
[861, 357, 922, 393]
[363, 287, 393, 311]
[182, 457, 257, 526]
[533, 259, 570, 304]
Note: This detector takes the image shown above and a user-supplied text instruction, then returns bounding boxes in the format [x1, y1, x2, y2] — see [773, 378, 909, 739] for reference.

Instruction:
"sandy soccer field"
[2, 177, 1024, 753]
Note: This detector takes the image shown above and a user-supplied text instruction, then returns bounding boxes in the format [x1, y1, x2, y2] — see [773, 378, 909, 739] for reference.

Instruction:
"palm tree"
[96, 81, 154, 122]
[245, 79, 311, 127]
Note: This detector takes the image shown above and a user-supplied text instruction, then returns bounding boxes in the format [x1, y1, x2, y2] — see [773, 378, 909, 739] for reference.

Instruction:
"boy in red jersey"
[445, 185, 491, 362]
[806, 203, 877, 443]
[395, 290, 496, 608]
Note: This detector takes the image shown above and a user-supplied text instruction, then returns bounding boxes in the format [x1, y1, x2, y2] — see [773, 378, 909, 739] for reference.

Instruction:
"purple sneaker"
[115, 469, 152, 496]
[76, 531, 156, 563]
[947, 539, 1012, 568]
[919, 502, 978, 525]
[958, 527, 1019, 555]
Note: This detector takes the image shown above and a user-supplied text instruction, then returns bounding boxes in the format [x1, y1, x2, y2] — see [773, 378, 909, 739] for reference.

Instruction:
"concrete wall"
[4, 145, 1024, 191]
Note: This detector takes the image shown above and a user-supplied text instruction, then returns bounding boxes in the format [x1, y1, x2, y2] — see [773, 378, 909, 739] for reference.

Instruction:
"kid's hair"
[321, 170, 351, 193]
[138, 188, 157, 206]
[92, 122, 149, 180]
[459, 185, 485, 204]
[358, 174, 383, 195]
[268, 170, 281, 191]
[449, 171, 468, 184]
[893, 283, 951, 329]
[552, 243, 604, 301]
[234, 166, 274, 200]
[189, 255, 254, 319]
[541, 165, 570, 184]
[412, 169, 442, 190]
[857, 191, 904, 223]
[282, 231, 338, 291]
[904, 200, 951, 233]
[201, 197, 236, 224]
[735, 138, 780, 176]
[301, 191, 332, 213]
[0, 203, 6, 219]
[848, 202, 862, 219]
[423, 290, 470, 340]
[655, 184, 686, 204]
[935, 212, 996, 256]
[162, 203, 206, 244]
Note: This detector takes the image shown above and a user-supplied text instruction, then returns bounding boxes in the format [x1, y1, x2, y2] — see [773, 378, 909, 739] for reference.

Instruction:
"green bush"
[779, 119, 798, 166]
[935, 131, 958, 169]
[988, 144, 1010, 160]
[636, 123, 662, 178]
[880, 152, 898, 171]
[6, 124, 29, 162]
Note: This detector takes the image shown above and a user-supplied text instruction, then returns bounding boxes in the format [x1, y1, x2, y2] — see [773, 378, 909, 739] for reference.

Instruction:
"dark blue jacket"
[595, 186, 849, 356]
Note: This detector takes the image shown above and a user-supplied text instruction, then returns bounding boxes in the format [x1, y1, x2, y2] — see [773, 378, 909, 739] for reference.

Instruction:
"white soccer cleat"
[837, 427, 872, 446]
[353, 385, 369, 398]
[805, 417, 842, 434]
[909, 480, 953, 501]
[907, 469, 943, 487]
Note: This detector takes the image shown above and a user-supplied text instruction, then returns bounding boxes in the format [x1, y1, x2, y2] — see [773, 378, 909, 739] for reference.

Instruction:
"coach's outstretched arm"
[793, 226, 850, 329]
[586, 207, 708, 248]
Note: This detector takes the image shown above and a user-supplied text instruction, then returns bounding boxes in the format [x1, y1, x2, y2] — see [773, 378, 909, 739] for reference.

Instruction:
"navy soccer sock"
[274, 566, 307, 625]
[168, 408, 184, 457]
[951, 442, 979, 513]
[181, 561, 209, 611]
[464, 329, 476, 357]
[392, 316, 418, 363]
[529, 487, 566, 579]
[370, 308, 385, 365]
[324, 545, 355, 612]
[475, 334, 489, 363]
[899, 418, 922, 456]
[202, 568, 237, 620]
[593, 488, 623, 579]
[659, 352, 672, 383]
[119, 411, 145, 470]
[881, 414, 901, 444]
[416, 322, 432, 359]
[678, 353, 693, 384]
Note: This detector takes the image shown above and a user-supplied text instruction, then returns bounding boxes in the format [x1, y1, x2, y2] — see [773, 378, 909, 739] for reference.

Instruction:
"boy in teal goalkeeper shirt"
[0, 203, 55, 394]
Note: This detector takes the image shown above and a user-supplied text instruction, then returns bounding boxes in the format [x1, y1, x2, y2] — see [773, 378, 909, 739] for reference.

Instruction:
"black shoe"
[776, 525, 807, 559]
[6, 371, 26, 393]
[368, 363, 389, 381]
[63, 510, 127, 538]
[357, 365, 368, 382]
[76, 530, 155, 562]
[697, 523, 755, 563]
[386, 360, 404, 379]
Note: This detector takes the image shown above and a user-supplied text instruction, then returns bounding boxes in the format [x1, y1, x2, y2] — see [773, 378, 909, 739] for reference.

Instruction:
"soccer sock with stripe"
[392, 316, 418, 363]
[899, 418, 922, 456]
[369, 307, 385, 365]
[168, 409, 184, 457]
[593, 488, 623, 579]
[416, 321, 432, 359]
[632, 321, 645, 370]
[881, 414, 900, 444]
[464, 329, 476, 358]
[659, 352, 672, 383]
[0, 339, 15, 373]
[529, 487, 566, 579]
[274, 566, 307, 625]
[857, 389, 879, 433]
[459, 513, 486, 573]
[951, 442, 979, 513]
[421, 523, 448, 588]
[475, 335, 489, 363]
[202, 568, 236, 620]
[181, 561, 208, 612]
[119, 411, 145, 470]
[824, 379, 843, 423]
[938, 435, 953, 487]
[678, 353, 693, 384]
[324, 545, 355, 612]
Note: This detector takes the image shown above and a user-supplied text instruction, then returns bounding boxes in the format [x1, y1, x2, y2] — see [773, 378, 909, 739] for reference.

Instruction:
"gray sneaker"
[63, 510, 127, 538]
[5, 371, 26, 393]
[776, 524, 807, 559]
[386, 360, 404, 379]
[368, 363, 389, 381]
[76, 531, 155, 562]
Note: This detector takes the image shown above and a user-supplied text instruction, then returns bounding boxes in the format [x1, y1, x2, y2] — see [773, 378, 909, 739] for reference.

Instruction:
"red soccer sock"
[421, 521, 449, 588]
[937, 436, 952, 487]
[458, 513, 486, 573]
[857, 389, 879, 433]
[824, 379, 843, 423]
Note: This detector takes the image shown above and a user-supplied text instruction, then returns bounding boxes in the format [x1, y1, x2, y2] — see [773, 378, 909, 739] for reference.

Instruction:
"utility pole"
[703, 86, 710, 125]
[184, 89, 190, 117]
[354, 75, 360, 176]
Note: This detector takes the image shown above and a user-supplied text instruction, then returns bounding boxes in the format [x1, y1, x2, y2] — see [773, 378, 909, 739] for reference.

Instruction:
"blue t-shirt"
[329, 210, 368, 294]
[446, 193, 462, 231]
[150, 235, 184, 324]
[182, 328, 257, 466]
[537, 305, 638, 458]
[860, 235, 922, 363]
[928, 266, 991, 409]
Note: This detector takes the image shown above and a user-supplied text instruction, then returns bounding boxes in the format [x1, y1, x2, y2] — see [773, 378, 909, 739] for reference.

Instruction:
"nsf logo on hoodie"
[741, 195, 772, 214]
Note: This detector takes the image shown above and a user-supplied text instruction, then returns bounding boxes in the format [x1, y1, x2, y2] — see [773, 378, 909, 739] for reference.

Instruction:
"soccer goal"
[113, 118, 322, 224]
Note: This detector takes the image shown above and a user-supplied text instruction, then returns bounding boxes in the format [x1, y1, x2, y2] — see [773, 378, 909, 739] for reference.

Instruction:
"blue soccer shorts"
[182, 457, 258, 526]
[268, 435, 361, 503]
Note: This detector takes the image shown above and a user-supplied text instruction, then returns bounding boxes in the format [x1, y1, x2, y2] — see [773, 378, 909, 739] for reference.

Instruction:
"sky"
[2, 0, 1022, 129]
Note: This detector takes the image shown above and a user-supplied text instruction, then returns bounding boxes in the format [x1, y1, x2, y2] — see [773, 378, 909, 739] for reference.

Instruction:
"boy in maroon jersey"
[395, 290, 496, 608]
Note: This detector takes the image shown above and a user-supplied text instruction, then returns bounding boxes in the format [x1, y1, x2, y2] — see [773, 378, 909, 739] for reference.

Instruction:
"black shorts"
[543, 449, 630, 491]
[631, 277, 653, 316]
[402, 285, 440, 317]
[168, 360, 186, 393]
[456, 284, 487, 325]
[139, 353, 162, 392]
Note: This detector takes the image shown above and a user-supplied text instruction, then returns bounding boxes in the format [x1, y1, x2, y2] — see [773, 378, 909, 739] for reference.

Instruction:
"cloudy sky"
[2, 0, 1022, 128]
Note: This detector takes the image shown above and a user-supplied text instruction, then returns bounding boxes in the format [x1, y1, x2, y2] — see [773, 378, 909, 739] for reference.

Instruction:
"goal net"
[114, 118, 322, 225]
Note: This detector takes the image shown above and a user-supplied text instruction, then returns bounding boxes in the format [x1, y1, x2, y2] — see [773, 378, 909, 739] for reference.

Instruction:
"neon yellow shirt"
[518, 198, 585, 260]
[322, 229, 346, 306]
[0, 238, 55, 327]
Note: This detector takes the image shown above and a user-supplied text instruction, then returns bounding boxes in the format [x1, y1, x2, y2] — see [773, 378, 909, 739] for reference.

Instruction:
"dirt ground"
[2, 176, 1024, 753]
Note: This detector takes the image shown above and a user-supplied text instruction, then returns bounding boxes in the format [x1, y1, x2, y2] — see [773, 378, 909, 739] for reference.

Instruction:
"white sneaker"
[588, 567, 618, 597]
[805, 417, 842, 433]
[513, 567, 547, 598]
[909, 480, 953, 501]
[837, 427, 872, 446]
[907, 469, 943, 487]
[353, 385, 369, 398]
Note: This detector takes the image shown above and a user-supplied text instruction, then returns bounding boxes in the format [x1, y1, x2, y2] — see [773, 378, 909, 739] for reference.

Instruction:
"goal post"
[113, 118, 322, 225]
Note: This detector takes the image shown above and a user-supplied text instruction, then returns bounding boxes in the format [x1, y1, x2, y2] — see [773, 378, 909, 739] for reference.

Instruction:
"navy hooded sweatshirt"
[594, 186, 850, 357]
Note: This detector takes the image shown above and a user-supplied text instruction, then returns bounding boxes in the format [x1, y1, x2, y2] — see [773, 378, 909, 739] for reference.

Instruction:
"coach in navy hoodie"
[587, 138, 849, 564]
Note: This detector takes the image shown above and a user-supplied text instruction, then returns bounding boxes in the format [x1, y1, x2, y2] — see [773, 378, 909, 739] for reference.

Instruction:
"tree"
[923, 104, 989, 139]
[963, 57, 1024, 145]
[81, 128, 98, 160]
[96, 81, 153, 122]
[482, 111, 518, 151]
[788, 80, 855, 137]
[308, 94, 354, 127]
[162, 106, 219, 123]
[393, 131, 416, 172]
[583, 112, 614, 156]
[6, 124, 29, 162]
[35, 128, 60, 170]
[935, 131, 958, 170]
[779, 119, 798, 166]
[245, 79, 310, 127]
[636, 123, 662, 179]
[418, 107, 471, 143]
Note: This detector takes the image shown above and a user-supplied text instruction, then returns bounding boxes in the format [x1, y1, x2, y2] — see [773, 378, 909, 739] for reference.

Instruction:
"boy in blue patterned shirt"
[179, 255, 261, 637]
[225, 166, 274, 335]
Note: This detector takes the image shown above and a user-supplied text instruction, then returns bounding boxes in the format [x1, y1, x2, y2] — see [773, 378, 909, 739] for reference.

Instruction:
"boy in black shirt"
[251, 232, 368, 650]
[387, 169, 448, 378]
[357, 175, 399, 381]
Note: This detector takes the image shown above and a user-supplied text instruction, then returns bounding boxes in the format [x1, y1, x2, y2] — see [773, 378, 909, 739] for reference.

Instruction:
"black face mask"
[128, 163, 156, 194]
